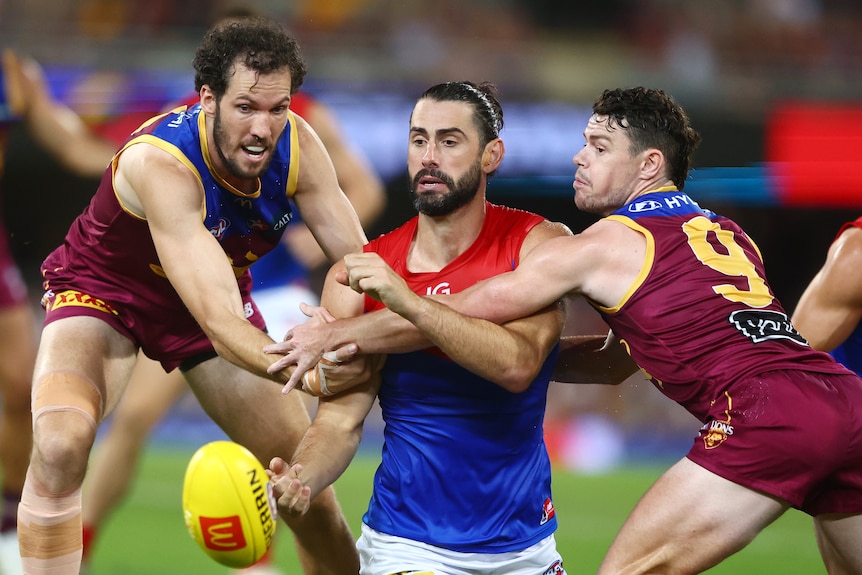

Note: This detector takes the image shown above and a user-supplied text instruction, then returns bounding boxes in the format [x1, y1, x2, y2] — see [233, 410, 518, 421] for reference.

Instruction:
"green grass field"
[85, 445, 825, 574]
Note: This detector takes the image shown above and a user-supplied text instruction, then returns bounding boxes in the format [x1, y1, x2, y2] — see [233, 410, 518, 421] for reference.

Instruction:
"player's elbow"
[494, 362, 544, 393]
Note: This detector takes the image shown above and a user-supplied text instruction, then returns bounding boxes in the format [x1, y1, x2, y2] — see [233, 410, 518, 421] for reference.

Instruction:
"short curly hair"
[593, 87, 701, 190]
[193, 15, 307, 98]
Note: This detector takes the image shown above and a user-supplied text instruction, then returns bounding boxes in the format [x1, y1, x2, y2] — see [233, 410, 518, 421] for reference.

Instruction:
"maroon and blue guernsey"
[40, 104, 299, 370]
[594, 187, 851, 421]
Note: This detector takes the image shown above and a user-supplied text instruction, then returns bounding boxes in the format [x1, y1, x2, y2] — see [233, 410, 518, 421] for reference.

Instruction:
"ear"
[200, 85, 217, 115]
[640, 148, 664, 180]
[481, 138, 505, 174]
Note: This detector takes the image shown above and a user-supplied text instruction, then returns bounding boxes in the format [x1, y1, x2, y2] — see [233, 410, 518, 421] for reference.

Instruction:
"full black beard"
[409, 162, 482, 217]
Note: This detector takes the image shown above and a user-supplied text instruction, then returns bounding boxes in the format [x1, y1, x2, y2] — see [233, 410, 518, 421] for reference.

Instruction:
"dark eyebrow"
[410, 127, 467, 138]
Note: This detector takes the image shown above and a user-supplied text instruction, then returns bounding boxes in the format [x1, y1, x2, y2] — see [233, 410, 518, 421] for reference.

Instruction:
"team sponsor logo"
[540, 497, 556, 525]
[425, 282, 451, 295]
[627, 199, 663, 213]
[700, 419, 734, 449]
[543, 560, 565, 575]
[272, 211, 293, 231]
[199, 515, 247, 551]
[728, 309, 806, 345]
[210, 218, 230, 240]
[47, 290, 119, 315]
[248, 219, 268, 231]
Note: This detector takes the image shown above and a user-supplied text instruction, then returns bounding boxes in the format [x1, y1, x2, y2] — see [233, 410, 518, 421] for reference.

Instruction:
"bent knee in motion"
[32, 371, 104, 482]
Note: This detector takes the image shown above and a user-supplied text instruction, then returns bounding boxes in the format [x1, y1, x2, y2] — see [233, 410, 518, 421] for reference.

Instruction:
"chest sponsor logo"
[425, 282, 450, 295]
[47, 290, 119, 315]
[729, 309, 806, 345]
[272, 211, 293, 231]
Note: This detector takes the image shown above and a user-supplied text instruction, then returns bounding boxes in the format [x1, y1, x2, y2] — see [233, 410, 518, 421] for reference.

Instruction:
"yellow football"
[182, 441, 277, 568]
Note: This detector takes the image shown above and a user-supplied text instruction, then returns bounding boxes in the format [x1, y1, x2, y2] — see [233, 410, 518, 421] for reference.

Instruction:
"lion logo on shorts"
[701, 419, 734, 449]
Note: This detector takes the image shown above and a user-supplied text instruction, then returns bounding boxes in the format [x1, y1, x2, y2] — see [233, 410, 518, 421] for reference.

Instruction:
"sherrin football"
[182, 440, 278, 568]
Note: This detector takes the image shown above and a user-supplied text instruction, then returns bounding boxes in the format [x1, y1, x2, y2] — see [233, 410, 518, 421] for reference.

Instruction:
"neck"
[407, 196, 487, 273]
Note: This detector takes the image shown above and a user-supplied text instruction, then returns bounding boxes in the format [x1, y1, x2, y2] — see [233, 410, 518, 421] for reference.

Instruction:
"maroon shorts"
[0, 227, 27, 309]
[41, 270, 266, 372]
[688, 368, 862, 515]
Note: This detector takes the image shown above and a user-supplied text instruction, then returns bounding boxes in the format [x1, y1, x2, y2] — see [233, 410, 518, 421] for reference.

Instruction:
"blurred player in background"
[793, 217, 862, 376]
[17, 16, 371, 575]
[0, 49, 120, 575]
[79, 49, 386, 575]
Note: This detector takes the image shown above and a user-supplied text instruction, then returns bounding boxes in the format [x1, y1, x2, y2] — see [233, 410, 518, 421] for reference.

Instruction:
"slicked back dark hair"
[193, 16, 307, 98]
[419, 81, 504, 148]
[593, 87, 701, 190]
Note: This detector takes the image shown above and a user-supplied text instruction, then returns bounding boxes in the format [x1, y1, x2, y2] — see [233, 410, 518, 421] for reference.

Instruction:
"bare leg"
[19, 317, 137, 575]
[814, 513, 862, 574]
[82, 354, 187, 561]
[186, 358, 359, 575]
[598, 458, 789, 575]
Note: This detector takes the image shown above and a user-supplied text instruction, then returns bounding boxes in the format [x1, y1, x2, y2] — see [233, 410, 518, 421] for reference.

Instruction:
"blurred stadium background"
[1, 0, 860, 570]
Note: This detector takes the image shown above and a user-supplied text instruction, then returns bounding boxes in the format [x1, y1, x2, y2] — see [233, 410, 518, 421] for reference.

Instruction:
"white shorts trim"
[356, 524, 567, 575]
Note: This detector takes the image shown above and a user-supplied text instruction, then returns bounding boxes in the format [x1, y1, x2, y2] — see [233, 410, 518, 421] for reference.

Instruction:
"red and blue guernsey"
[829, 217, 862, 377]
[361, 202, 560, 553]
[594, 187, 851, 421]
[40, 103, 299, 370]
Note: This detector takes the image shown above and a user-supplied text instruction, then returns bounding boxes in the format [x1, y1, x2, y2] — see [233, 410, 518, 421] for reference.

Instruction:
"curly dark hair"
[593, 87, 701, 190]
[193, 15, 307, 98]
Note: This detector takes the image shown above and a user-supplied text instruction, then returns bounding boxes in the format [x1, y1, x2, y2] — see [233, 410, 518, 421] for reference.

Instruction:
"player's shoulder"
[829, 223, 862, 266]
[529, 219, 573, 240]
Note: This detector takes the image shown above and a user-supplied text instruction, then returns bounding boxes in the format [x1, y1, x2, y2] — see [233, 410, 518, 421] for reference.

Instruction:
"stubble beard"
[213, 104, 274, 180]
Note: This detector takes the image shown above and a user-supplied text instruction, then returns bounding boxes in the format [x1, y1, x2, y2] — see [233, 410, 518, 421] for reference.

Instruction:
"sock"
[82, 523, 97, 562]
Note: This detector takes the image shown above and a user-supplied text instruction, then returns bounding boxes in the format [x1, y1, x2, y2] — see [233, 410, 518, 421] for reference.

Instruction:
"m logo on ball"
[200, 515, 247, 551]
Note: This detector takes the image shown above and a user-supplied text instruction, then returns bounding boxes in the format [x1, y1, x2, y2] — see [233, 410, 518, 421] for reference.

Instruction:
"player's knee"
[31, 371, 103, 486]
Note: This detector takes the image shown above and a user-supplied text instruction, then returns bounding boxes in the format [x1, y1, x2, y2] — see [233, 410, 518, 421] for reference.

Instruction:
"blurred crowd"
[0, 0, 861, 113]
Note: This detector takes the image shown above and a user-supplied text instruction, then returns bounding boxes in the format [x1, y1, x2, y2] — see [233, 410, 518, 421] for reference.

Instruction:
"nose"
[422, 142, 439, 168]
[572, 148, 585, 167]
[249, 112, 272, 141]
